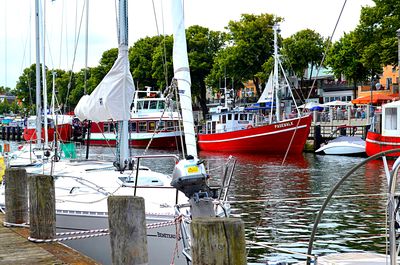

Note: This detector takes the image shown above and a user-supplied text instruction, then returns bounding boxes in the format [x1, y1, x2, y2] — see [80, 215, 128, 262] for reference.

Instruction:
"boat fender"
[247, 125, 253, 129]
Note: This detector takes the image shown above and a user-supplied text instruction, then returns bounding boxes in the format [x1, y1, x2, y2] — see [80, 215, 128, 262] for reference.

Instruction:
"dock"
[0, 213, 99, 265]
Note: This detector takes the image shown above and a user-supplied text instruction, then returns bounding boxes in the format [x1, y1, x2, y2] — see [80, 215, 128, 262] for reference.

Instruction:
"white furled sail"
[74, 46, 134, 122]
[257, 72, 273, 104]
[171, 0, 197, 157]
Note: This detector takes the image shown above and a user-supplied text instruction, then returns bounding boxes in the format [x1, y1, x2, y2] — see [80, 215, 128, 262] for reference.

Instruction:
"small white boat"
[315, 136, 366, 155]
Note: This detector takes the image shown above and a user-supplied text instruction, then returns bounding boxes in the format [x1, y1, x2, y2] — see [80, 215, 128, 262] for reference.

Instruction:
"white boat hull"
[316, 137, 366, 156]
[56, 211, 187, 265]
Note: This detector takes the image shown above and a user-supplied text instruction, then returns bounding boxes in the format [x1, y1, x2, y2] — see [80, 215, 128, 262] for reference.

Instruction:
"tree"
[15, 64, 37, 111]
[207, 13, 282, 97]
[326, 32, 369, 98]
[129, 36, 164, 89]
[186, 25, 226, 116]
[151, 35, 174, 90]
[281, 29, 325, 100]
[353, 1, 400, 77]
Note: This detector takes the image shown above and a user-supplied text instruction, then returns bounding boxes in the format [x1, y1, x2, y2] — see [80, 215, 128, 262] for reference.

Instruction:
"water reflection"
[4, 142, 393, 264]
[200, 151, 390, 264]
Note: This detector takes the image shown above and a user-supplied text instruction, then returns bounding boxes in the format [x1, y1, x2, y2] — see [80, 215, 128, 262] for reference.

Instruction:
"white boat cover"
[171, 0, 197, 157]
[257, 72, 273, 103]
[74, 46, 134, 122]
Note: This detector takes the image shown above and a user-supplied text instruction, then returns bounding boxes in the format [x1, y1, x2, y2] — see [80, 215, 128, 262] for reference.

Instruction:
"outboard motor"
[171, 155, 215, 217]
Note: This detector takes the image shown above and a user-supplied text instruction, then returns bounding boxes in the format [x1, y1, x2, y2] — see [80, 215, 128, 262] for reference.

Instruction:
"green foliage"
[281, 29, 325, 79]
[15, 64, 38, 109]
[326, 32, 369, 85]
[151, 35, 174, 90]
[129, 36, 164, 89]
[207, 13, 282, 96]
[353, 0, 400, 73]
[186, 25, 226, 114]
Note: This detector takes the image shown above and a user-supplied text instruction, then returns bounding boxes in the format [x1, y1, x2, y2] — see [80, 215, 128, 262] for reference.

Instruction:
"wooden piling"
[29, 174, 56, 240]
[191, 217, 247, 265]
[5, 168, 28, 224]
[108, 196, 148, 265]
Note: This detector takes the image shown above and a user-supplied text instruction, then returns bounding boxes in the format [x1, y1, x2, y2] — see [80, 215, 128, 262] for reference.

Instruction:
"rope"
[21, 216, 182, 243]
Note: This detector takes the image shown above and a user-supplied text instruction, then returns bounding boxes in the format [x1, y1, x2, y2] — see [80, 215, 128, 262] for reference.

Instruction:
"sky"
[0, 0, 374, 89]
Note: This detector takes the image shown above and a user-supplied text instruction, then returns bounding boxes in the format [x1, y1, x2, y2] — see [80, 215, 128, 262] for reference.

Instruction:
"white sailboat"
[1, 0, 234, 264]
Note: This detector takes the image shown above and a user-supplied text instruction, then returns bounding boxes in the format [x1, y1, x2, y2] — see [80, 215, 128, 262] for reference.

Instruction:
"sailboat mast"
[273, 24, 280, 122]
[171, 0, 197, 158]
[116, 0, 130, 169]
[41, 0, 49, 146]
[35, 0, 42, 146]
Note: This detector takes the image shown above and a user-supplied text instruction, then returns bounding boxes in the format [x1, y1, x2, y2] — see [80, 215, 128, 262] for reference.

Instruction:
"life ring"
[247, 125, 253, 129]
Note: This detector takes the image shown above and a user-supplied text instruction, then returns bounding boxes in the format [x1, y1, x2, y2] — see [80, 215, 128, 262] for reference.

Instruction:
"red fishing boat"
[197, 107, 312, 154]
[366, 100, 400, 156]
[197, 24, 312, 155]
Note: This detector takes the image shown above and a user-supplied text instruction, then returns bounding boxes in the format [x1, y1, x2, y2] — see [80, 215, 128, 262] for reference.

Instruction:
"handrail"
[306, 148, 400, 264]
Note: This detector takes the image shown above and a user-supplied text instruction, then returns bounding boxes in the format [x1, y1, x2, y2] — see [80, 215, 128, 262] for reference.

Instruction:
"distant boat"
[197, 24, 312, 155]
[23, 114, 73, 142]
[366, 100, 400, 156]
[87, 90, 183, 149]
[315, 125, 366, 156]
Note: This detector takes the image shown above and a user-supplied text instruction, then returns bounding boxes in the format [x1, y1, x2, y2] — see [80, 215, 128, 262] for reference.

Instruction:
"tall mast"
[41, 0, 49, 146]
[273, 24, 280, 122]
[116, 0, 129, 169]
[35, 0, 42, 146]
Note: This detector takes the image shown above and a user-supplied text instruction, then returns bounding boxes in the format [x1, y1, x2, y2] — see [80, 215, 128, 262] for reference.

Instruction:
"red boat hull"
[23, 124, 72, 142]
[197, 115, 312, 154]
[87, 136, 182, 149]
[366, 131, 400, 157]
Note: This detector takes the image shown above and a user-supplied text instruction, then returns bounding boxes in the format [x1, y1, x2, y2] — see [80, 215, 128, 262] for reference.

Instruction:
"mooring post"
[191, 217, 247, 265]
[29, 174, 56, 240]
[108, 196, 148, 265]
[4, 168, 28, 224]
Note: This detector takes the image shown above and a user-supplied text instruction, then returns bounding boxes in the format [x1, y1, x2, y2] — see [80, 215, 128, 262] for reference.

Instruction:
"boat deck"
[0, 213, 99, 265]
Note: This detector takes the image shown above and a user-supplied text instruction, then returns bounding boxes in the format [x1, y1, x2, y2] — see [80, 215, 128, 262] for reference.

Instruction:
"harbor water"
[4, 142, 391, 264]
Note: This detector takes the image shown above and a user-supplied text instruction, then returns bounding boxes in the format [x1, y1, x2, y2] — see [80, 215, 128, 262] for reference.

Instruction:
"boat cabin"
[381, 101, 400, 137]
[203, 106, 255, 134]
[131, 90, 168, 114]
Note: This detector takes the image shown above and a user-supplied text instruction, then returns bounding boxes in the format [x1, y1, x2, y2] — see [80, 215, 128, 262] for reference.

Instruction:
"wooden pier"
[0, 213, 99, 265]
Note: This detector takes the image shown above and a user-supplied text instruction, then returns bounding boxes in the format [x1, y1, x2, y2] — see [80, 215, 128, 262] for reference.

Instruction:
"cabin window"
[103, 123, 109, 132]
[221, 115, 227, 124]
[240, 114, 247, 120]
[158, 101, 165, 109]
[249, 114, 253, 120]
[148, 121, 156, 131]
[385, 107, 397, 130]
[149, 101, 157, 109]
[143, 101, 149, 110]
[138, 121, 147, 132]
[157, 121, 165, 130]
[104, 122, 115, 133]
[129, 121, 137, 132]
[166, 121, 174, 131]
[227, 114, 232, 120]
[234, 114, 239, 120]
[137, 101, 144, 110]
